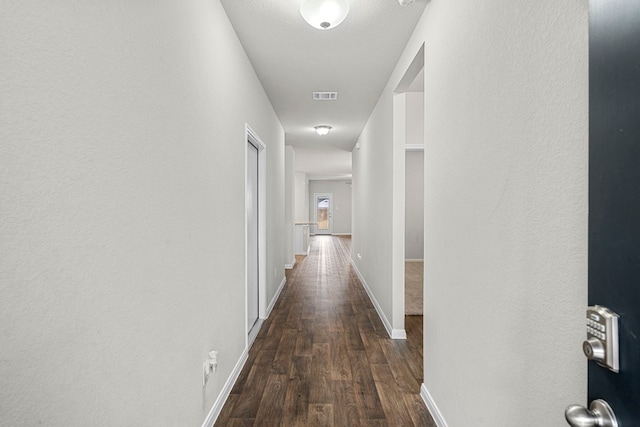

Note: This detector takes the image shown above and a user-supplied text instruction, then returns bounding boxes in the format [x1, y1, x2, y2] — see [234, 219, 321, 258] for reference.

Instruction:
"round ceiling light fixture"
[300, 0, 350, 30]
[314, 125, 332, 136]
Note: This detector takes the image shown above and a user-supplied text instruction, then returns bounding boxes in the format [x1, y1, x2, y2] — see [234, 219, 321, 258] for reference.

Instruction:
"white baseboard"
[284, 257, 296, 270]
[405, 258, 424, 263]
[421, 383, 448, 427]
[203, 276, 289, 426]
[266, 276, 287, 318]
[392, 328, 407, 339]
[203, 275, 287, 426]
[201, 348, 249, 427]
[333, 233, 352, 236]
[247, 318, 263, 348]
[350, 260, 406, 340]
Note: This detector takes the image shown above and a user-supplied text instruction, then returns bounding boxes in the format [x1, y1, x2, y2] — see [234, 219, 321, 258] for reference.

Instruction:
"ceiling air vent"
[313, 91, 338, 101]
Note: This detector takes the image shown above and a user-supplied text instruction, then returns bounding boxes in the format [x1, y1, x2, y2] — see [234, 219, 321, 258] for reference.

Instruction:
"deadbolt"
[583, 306, 620, 372]
[583, 338, 606, 363]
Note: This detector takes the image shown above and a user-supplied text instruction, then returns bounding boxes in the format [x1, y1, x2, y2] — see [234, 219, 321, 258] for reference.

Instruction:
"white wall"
[0, 1, 285, 426]
[405, 92, 424, 147]
[308, 180, 353, 235]
[405, 91, 424, 260]
[405, 151, 424, 260]
[352, 0, 588, 425]
[285, 146, 296, 267]
[352, 94, 394, 325]
[294, 171, 309, 222]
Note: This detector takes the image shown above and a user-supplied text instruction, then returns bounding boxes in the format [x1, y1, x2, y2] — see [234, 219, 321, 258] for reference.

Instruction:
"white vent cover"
[313, 91, 338, 101]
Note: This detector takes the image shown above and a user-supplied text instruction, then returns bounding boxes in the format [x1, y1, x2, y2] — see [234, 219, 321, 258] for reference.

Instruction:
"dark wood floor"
[215, 236, 434, 426]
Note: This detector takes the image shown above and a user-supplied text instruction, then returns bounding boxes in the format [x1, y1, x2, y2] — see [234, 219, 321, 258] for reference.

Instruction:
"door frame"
[585, 1, 640, 423]
[313, 193, 333, 235]
[245, 124, 267, 347]
[388, 43, 425, 340]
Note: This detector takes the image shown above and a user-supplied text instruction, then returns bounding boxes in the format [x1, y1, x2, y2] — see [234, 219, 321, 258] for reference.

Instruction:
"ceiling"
[220, 0, 427, 178]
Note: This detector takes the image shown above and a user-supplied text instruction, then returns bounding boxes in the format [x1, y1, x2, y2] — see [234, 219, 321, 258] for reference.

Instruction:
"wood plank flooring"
[405, 261, 423, 315]
[215, 236, 434, 427]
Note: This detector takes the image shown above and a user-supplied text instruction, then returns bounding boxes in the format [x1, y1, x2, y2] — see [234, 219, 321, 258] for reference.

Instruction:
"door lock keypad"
[583, 305, 619, 373]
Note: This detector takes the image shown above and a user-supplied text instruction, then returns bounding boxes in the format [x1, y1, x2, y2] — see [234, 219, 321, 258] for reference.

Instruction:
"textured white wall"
[405, 91, 424, 260]
[0, 1, 284, 425]
[285, 146, 296, 266]
[352, 92, 395, 320]
[405, 151, 424, 260]
[308, 180, 352, 235]
[405, 92, 424, 147]
[294, 171, 309, 222]
[353, 0, 588, 425]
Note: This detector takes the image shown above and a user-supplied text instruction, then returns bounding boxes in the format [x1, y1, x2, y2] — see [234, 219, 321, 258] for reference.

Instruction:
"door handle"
[565, 400, 618, 427]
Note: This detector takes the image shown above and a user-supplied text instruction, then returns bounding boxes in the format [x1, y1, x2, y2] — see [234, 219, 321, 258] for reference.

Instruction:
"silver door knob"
[565, 399, 618, 427]
[583, 338, 606, 363]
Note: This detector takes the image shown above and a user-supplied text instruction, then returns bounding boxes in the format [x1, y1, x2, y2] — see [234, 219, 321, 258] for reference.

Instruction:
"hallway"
[215, 236, 433, 426]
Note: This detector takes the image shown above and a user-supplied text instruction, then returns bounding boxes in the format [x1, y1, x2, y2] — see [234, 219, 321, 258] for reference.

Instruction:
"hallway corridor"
[215, 236, 434, 426]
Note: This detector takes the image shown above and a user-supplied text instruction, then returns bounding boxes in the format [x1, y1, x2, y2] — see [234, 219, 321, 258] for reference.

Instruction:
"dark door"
[589, 0, 640, 424]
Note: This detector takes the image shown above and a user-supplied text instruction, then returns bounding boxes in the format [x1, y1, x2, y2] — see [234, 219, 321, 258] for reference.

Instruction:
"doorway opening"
[391, 43, 425, 340]
[245, 124, 267, 347]
[405, 147, 424, 317]
[314, 193, 333, 235]
[391, 44, 425, 393]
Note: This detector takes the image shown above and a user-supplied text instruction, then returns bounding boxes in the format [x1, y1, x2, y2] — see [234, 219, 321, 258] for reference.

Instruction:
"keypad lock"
[583, 305, 619, 373]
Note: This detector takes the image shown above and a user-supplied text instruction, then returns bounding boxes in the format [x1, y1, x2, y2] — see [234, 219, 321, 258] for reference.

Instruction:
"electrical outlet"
[208, 351, 218, 370]
[203, 361, 210, 386]
[202, 350, 219, 386]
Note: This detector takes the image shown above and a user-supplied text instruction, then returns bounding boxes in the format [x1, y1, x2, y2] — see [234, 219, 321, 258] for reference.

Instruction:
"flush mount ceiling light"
[314, 125, 332, 136]
[300, 0, 350, 30]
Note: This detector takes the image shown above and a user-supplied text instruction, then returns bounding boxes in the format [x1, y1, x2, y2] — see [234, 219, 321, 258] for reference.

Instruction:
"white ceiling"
[220, 0, 427, 177]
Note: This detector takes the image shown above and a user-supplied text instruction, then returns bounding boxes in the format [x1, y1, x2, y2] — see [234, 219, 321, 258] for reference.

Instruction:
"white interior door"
[247, 141, 259, 334]
[314, 193, 332, 235]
